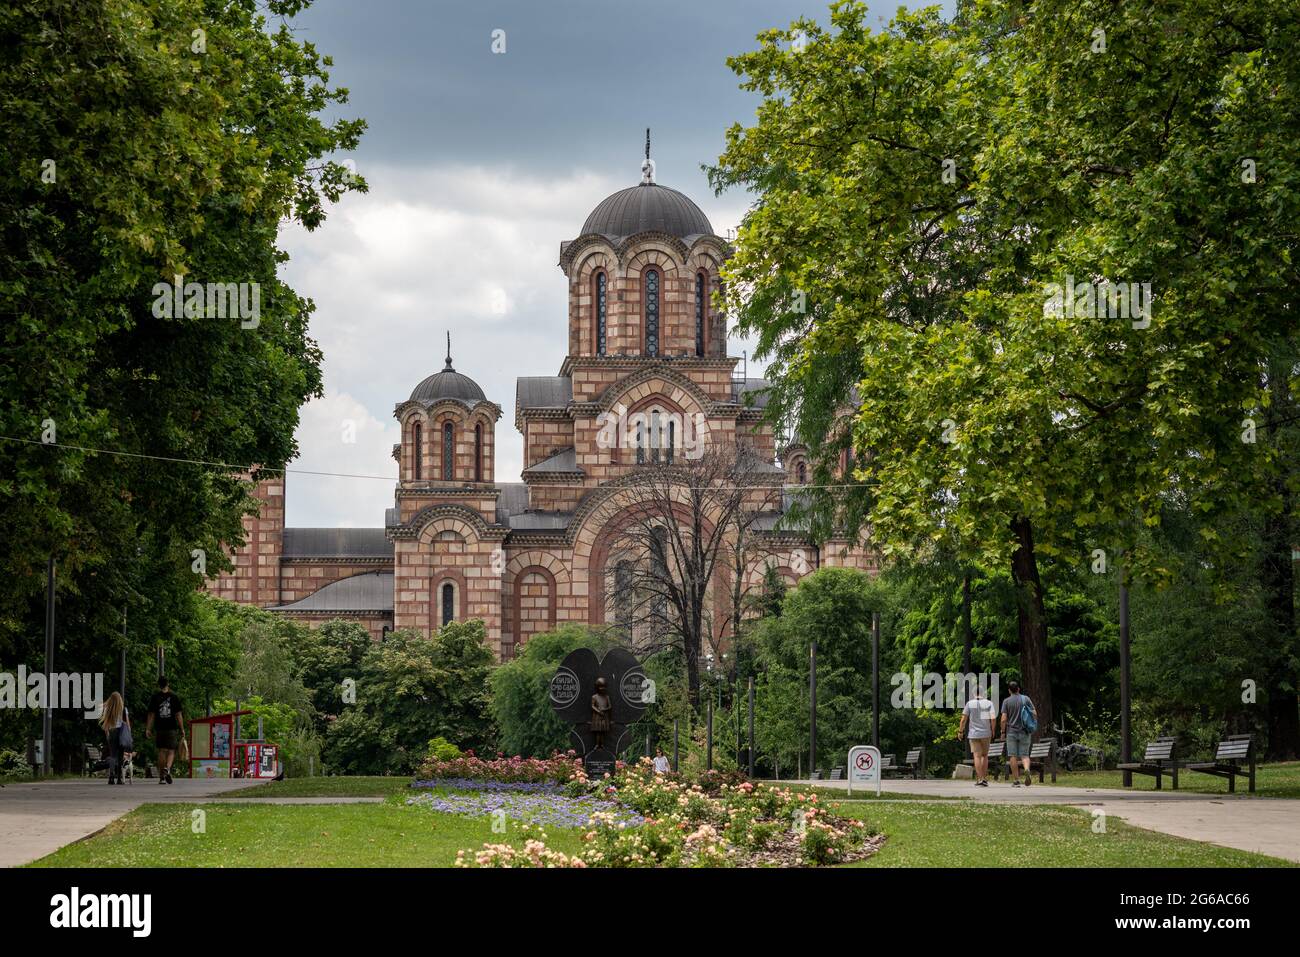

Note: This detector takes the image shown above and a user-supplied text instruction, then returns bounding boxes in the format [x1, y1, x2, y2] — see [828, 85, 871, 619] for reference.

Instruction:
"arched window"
[412, 422, 422, 481]
[443, 422, 454, 481]
[695, 272, 706, 357]
[643, 268, 660, 357]
[441, 582, 455, 627]
[594, 271, 607, 356]
[667, 420, 675, 465]
[650, 410, 661, 464]
[797, 461, 806, 484]
[474, 423, 483, 482]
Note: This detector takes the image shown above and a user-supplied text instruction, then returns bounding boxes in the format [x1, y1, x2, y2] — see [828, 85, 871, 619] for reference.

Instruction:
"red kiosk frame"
[187, 710, 281, 779]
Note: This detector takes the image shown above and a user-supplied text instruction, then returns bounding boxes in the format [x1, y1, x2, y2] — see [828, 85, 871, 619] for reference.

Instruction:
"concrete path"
[793, 778, 1300, 862]
[0, 776, 271, 867]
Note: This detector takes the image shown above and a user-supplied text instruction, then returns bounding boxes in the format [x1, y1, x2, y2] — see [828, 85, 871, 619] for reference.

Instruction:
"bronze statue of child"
[590, 677, 612, 749]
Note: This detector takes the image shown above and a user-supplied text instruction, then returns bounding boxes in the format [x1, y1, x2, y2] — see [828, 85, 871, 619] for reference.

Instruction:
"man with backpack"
[999, 680, 1038, 787]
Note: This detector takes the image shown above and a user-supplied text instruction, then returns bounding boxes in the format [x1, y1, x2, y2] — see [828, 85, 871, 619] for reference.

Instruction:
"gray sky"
[278, 0, 907, 526]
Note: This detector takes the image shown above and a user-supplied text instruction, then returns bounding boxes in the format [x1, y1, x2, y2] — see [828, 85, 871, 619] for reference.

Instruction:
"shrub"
[425, 736, 463, 763]
[0, 749, 31, 782]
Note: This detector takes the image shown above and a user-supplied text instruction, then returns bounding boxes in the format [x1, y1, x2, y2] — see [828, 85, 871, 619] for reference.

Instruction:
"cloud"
[277, 162, 758, 527]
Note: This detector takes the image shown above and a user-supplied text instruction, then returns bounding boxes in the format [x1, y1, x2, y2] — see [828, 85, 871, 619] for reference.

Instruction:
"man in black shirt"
[146, 676, 185, 784]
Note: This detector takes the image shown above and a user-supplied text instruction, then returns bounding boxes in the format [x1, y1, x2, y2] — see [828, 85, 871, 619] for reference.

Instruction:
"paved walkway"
[793, 778, 1300, 862]
[0, 776, 271, 867]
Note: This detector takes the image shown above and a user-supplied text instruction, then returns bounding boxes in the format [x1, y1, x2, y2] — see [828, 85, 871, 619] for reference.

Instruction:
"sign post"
[847, 745, 882, 798]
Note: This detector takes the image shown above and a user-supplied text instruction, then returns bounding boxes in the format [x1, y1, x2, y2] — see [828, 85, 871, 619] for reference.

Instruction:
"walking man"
[958, 689, 996, 786]
[146, 676, 185, 784]
[999, 680, 1037, 786]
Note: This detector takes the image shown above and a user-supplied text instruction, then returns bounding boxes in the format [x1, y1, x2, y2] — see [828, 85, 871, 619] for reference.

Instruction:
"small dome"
[409, 351, 487, 406]
[581, 183, 713, 240]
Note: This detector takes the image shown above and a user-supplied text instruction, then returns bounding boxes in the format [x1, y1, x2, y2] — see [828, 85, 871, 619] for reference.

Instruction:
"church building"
[207, 153, 875, 657]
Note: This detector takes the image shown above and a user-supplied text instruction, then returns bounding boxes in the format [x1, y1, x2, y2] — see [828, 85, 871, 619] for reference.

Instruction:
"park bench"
[829, 766, 844, 781]
[886, 747, 925, 779]
[1026, 737, 1058, 783]
[809, 769, 823, 780]
[1117, 736, 1179, 789]
[83, 744, 106, 777]
[879, 753, 897, 775]
[961, 740, 1005, 779]
[1186, 735, 1256, 794]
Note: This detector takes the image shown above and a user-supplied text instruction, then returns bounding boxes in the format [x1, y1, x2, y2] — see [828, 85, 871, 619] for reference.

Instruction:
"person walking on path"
[999, 681, 1037, 786]
[98, 691, 131, 785]
[958, 689, 996, 786]
[146, 676, 185, 784]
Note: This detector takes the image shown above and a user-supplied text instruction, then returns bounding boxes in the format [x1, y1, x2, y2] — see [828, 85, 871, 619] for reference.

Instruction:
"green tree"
[323, 622, 495, 774]
[710, 1, 1300, 744]
[285, 619, 372, 734]
[0, 0, 365, 765]
[489, 625, 613, 758]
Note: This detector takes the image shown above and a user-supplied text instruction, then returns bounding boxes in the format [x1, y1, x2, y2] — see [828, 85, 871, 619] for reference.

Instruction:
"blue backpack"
[1018, 696, 1038, 734]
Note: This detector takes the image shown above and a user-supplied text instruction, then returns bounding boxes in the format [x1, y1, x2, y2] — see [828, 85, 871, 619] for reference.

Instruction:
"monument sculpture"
[549, 647, 650, 776]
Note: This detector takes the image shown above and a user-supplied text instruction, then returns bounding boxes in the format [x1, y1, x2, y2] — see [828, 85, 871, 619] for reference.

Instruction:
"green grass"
[794, 784, 963, 802]
[29, 779, 1296, 869]
[224, 776, 414, 798]
[1043, 761, 1300, 799]
[29, 796, 584, 868]
[830, 801, 1295, 867]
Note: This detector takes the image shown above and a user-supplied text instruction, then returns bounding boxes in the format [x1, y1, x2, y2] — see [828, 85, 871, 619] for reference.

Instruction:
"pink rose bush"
[416, 749, 582, 784]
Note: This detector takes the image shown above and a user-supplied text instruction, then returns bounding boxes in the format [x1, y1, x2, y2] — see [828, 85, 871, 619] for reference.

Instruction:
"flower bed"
[406, 788, 642, 830]
[451, 758, 883, 868]
[410, 778, 561, 793]
[415, 750, 582, 784]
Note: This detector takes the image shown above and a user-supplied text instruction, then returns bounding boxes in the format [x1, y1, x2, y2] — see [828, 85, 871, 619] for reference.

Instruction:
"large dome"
[409, 355, 487, 406]
[581, 183, 713, 240]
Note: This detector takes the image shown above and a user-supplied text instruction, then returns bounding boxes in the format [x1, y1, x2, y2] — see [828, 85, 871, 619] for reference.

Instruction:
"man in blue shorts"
[999, 680, 1037, 787]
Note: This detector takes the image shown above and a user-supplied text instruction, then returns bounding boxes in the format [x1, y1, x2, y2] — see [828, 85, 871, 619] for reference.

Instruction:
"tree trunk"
[961, 568, 973, 675]
[1261, 359, 1300, 759]
[1260, 506, 1299, 759]
[685, 613, 702, 712]
[1009, 516, 1053, 735]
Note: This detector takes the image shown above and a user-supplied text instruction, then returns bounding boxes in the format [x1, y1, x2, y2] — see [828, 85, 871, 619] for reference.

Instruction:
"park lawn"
[223, 776, 415, 798]
[28, 797, 585, 868]
[1042, 762, 1300, 798]
[829, 801, 1294, 867]
[797, 784, 962, 802]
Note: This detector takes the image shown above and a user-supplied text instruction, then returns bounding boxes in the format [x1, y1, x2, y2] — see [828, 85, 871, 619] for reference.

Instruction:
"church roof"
[409, 365, 487, 406]
[409, 336, 488, 406]
[282, 527, 393, 559]
[523, 447, 580, 475]
[581, 183, 713, 240]
[495, 483, 529, 524]
[269, 571, 394, 614]
[516, 376, 572, 410]
[733, 378, 773, 409]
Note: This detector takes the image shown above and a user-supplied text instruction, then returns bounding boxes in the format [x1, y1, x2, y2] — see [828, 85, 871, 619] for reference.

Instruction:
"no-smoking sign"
[847, 745, 881, 796]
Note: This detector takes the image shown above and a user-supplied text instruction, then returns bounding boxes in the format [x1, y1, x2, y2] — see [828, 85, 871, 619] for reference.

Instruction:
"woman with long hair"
[98, 691, 131, 785]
